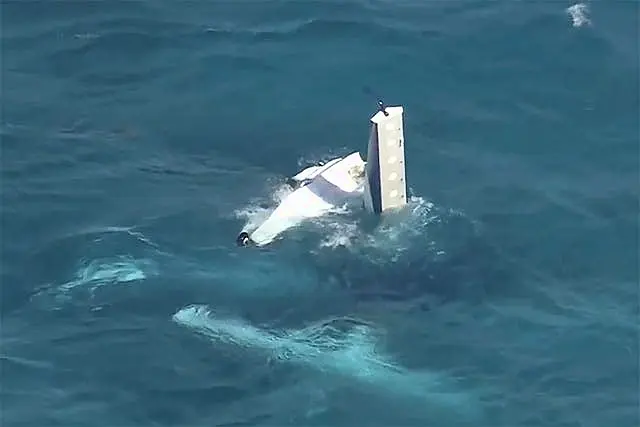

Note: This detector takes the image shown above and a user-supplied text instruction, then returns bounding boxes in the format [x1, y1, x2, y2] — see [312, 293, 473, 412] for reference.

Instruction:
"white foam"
[60, 256, 152, 291]
[567, 3, 590, 28]
[172, 305, 473, 410]
[318, 220, 361, 249]
[317, 194, 443, 256]
[31, 256, 157, 308]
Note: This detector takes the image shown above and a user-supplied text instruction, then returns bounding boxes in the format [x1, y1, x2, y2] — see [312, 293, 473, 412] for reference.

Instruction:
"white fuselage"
[246, 152, 366, 246]
[237, 103, 407, 247]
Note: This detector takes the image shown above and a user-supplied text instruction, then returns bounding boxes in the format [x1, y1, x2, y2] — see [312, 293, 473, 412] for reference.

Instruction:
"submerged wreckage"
[237, 100, 408, 247]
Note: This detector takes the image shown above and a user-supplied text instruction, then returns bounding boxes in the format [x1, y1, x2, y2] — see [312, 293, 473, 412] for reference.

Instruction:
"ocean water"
[2, 1, 638, 426]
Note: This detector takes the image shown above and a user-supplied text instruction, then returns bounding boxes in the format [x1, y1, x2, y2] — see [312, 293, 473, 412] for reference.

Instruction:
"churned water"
[2, 1, 638, 426]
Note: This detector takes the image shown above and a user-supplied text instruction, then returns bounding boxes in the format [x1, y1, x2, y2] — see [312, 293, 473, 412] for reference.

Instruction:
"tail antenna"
[377, 99, 389, 116]
[362, 86, 389, 116]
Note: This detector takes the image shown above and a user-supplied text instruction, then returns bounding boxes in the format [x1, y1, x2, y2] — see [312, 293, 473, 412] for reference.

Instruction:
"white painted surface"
[291, 157, 342, 183]
[249, 152, 366, 246]
[363, 105, 407, 214]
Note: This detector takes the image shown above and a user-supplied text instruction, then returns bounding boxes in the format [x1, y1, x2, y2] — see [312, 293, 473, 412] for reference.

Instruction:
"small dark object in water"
[236, 231, 251, 247]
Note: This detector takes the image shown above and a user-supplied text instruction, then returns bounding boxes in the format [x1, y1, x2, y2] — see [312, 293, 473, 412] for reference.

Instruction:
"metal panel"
[364, 106, 407, 214]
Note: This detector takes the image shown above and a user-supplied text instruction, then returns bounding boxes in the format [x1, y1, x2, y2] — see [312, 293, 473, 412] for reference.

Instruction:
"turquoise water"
[2, 1, 638, 426]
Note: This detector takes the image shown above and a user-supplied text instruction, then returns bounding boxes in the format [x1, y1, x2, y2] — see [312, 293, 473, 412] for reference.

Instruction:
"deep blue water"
[2, 1, 638, 426]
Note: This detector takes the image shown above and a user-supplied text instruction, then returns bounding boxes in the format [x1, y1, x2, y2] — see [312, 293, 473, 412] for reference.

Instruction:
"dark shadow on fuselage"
[303, 173, 362, 206]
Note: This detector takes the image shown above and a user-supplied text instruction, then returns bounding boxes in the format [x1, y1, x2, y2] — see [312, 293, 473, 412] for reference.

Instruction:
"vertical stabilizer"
[363, 103, 407, 215]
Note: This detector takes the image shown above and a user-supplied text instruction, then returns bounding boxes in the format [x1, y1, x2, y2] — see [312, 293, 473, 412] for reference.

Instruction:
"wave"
[234, 171, 505, 306]
[24, 226, 163, 311]
[30, 255, 157, 310]
[566, 3, 591, 28]
[172, 304, 477, 421]
[203, 18, 417, 44]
